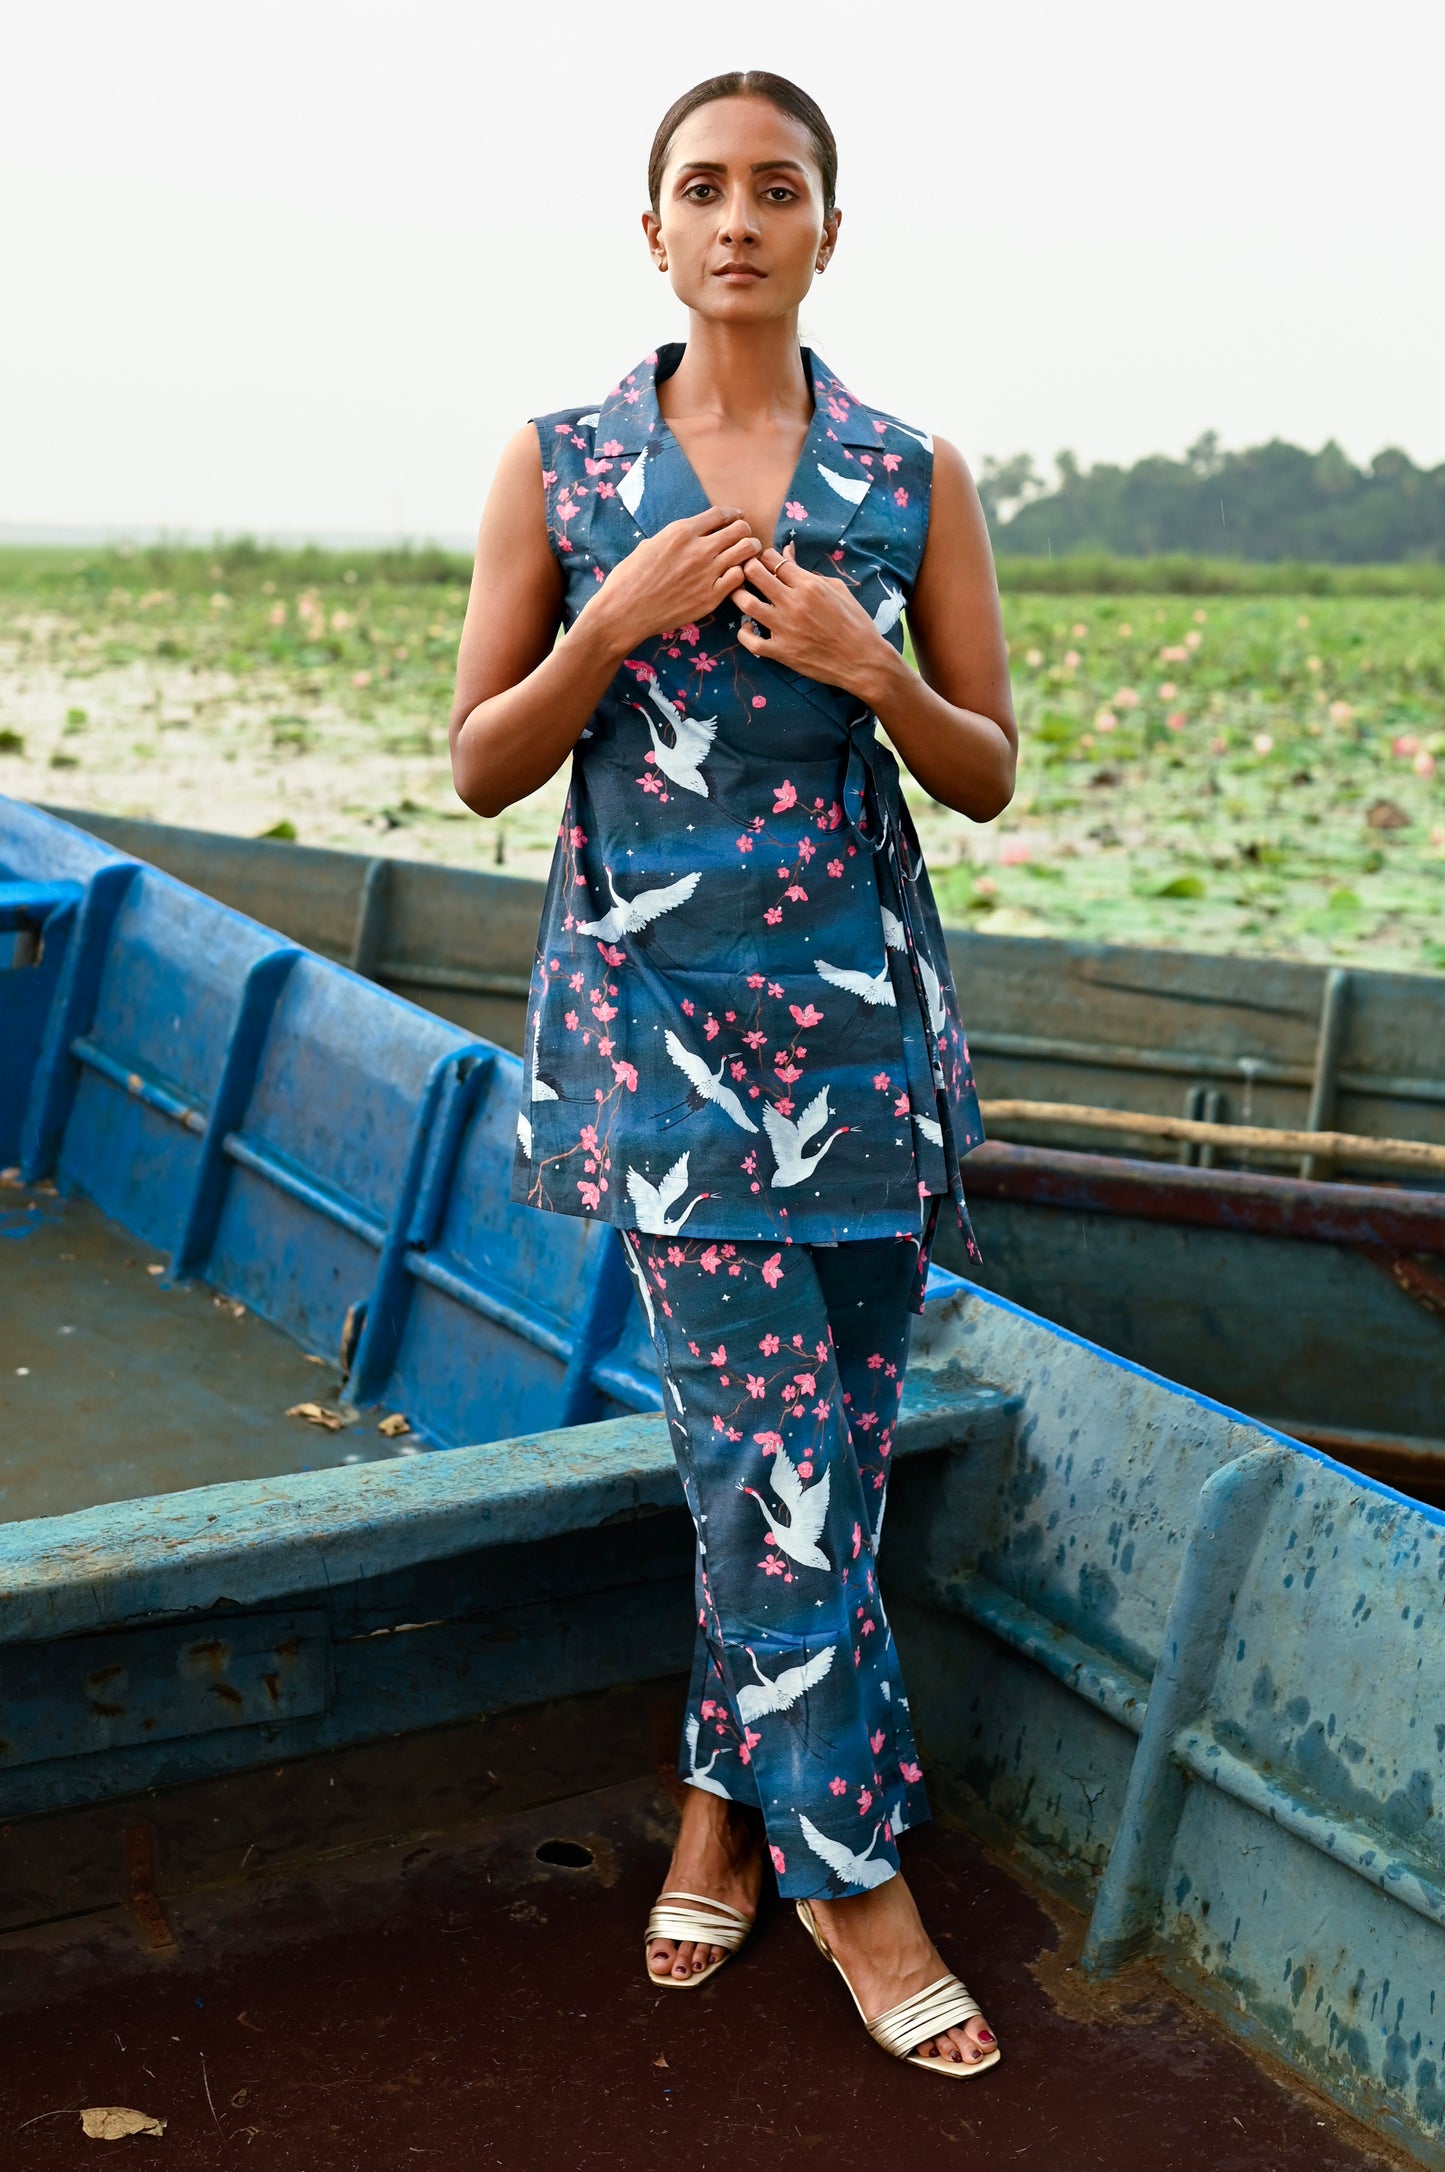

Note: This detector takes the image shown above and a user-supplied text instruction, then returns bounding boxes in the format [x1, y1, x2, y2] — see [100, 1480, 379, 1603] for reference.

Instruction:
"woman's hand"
[733, 546, 890, 696]
[593, 507, 762, 653]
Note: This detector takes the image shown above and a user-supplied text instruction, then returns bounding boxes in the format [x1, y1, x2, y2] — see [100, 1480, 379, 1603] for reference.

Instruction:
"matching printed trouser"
[621, 1230, 931, 1900]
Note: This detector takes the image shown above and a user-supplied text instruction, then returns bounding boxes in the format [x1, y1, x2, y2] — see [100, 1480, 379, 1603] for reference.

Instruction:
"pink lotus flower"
[773, 779, 798, 812]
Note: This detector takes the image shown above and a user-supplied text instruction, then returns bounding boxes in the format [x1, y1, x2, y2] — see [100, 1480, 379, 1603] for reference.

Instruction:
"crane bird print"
[762, 1089, 849, 1188]
[636, 680, 718, 796]
[575, 868, 700, 941]
[625, 1153, 710, 1235]
[740, 1447, 832, 1571]
[735, 1643, 837, 1724]
[665, 1029, 760, 1132]
[798, 1815, 895, 1889]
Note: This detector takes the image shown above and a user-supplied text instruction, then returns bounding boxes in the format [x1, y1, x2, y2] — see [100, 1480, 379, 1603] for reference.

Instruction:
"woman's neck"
[658, 315, 813, 433]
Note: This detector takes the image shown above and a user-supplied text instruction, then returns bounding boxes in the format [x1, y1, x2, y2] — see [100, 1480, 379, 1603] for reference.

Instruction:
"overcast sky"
[2, 0, 1440, 542]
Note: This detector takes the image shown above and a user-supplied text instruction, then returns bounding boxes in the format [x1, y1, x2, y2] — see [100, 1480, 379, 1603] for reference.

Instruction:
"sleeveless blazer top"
[512, 345, 983, 1262]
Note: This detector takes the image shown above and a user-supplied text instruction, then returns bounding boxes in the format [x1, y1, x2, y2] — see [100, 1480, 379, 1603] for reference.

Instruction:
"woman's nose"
[718, 190, 759, 246]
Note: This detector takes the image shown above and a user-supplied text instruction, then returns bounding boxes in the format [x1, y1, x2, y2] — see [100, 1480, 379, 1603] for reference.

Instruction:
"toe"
[648, 1938, 675, 1977]
[671, 1939, 696, 1979]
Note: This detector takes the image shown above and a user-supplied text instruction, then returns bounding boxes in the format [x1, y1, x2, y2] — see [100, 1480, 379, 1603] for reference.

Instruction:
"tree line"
[979, 435, 1445, 563]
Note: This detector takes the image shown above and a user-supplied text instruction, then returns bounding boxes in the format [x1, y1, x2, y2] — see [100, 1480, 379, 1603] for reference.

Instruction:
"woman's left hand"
[734, 547, 892, 696]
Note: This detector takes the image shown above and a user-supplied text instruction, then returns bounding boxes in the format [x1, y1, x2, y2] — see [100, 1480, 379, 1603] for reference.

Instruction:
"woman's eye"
[684, 183, 716, 202]
[764, 187, 797, 203]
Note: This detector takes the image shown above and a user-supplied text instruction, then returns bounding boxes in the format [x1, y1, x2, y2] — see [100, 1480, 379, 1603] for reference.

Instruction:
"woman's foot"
[647, 1787, 765, 1982]
[807, 1872, 997, 2065]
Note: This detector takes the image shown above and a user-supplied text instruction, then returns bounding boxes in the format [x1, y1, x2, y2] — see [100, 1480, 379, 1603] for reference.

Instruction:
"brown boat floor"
[0, 1183, 409, 1524]
[0, 1778, 1400, 2172]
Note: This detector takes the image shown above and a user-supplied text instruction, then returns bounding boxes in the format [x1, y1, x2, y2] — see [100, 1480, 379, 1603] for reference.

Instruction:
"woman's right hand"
[591, 507, 761, 653]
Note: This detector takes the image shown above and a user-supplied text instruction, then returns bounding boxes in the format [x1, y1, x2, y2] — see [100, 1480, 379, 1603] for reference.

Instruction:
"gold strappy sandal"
[644, 1889, 754, 1990]
[796, 1899, 1001, 2077]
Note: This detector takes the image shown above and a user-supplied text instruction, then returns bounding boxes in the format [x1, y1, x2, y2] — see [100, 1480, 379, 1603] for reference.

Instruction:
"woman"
[451, 71, 1016, 2078]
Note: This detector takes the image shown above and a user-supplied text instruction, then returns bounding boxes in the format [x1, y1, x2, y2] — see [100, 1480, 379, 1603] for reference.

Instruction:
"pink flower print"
[794, 1372, 816, 1397]
[569, 971, 585, 992]
[857, 1787, 873, 1816]
[881, 453, 901, 473]
[751, 695, 767, 709]
[667, 1244, 685, 1265]
[622, 657, 657, 683]
[759, 1332, 781, 1355]
[612, 1060, 638, 1092]
[893, 487, 909, 508]
[704, 1015, 720, 1041]
[797, 1460, 814, 1481]
[754, 1429, 783, 1454]
[736, 835, 754, 853]
[687, 1340, 701, 1356]
[738, 1742, 751, 1764]
[700, 1699, 717, 1719]
[768, 982, 785, 998]
[584, 456, 613, 476]
[746, 973, 765, 989]
[873, 418, 888, 435]
[596, 1038, 613, 1059]
[595, 482, 615, 500]
[743, 1030, 767, 1051]
[784, 885, 807, 903]
[564, 1010, 579, 1031]
[678, 623, 700, 645]
[741, 1151, 758, 1174]
[769, 1844, 787, 1876]
[700, 1247, 721, 1275]
[553, 421, 573, 435]
[729, 1059, 746, 1082]
[797, 835, 816, 863]
[861, 1620, 876, 1637]
[829, 1776, 848, 1797]
[746, 1374, 766, 1399]
[760, 1252, 784, 1289]
[870, 1729, 886, 1756]
[772, 779, 798, 813]
[900, 1760, 923, 1785]
[760, 1555, 786, 1577]
[569, 824, 587, 848]
[556, 495, 579, 523]
[600, 942, 626, 967]
[854, 1410, 879, 1432]
[774, 1061, 801, 1082]
[600, 438, 624, 457]
[541, 468, 557, 486]
[790, 1003, 823, 1030]
[577, 1181, 601, 1211]
[784, 500, 807, 521]
[893, 1092, 911, 1116]
[851, 1521, 862, 1558]
[692, 652, 716, 674]
[591, 1000, 617, 1023]
[764, 906, 783, 926]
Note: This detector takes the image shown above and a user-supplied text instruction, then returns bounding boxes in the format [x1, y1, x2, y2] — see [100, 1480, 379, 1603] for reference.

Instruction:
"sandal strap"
[868, 1973, 983, 2060]
[646, 1889, 752, 1951]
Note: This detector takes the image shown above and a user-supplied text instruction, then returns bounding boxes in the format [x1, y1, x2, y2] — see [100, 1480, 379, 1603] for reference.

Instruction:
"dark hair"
[647, 72, 838, 217]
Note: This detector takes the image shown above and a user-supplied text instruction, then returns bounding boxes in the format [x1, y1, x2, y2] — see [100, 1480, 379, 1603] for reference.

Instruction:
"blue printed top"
[512, 344, 984, 1269]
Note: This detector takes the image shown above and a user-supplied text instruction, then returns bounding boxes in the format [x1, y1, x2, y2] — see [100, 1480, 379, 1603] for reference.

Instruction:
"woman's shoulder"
[812, 360, 935, 464]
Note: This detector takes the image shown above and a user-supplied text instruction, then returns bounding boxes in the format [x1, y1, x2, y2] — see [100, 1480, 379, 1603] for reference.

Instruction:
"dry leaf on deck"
[378, 1413, 411, 1437]
[80, 2104, 167, 2139]
[286, 1401, 344, 1431]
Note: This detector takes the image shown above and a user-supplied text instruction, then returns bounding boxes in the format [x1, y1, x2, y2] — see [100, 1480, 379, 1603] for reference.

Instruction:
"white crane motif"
[665, 1029, 759, 1132]
[576, 411, 600, 428]
[683, 1713, 729, 1798]
[798, 1815, 894, 1889]
[618, 453, 647, 520]
[815, 461, 872, 506]
[815, 958, 896, 1007]
[575, 868, 700, 941]
[880, 907, 906, 952]
[890, 419, 934, 453]
[530, 1006, 559, 1101]
[916, 1113, 944, 1148]
[873, 580, 906, 636]
[625, 1152, 710, 1235]
[762, 1088, 848, 1189]
[516, 1109, 532, 1159]
[635, 681, 718, 797]
[739, 1447, 832, 1572]
[735, 1643, 836, 1725]
[918, 953, 947, 1036]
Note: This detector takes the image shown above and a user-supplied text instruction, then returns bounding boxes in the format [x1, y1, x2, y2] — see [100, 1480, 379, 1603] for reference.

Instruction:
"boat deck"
[0, 1183, 406, 1524]
[0, 1755, 1401, 2172]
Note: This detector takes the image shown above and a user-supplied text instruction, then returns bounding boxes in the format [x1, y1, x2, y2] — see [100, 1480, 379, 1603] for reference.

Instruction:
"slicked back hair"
[647, 72, 838, 217]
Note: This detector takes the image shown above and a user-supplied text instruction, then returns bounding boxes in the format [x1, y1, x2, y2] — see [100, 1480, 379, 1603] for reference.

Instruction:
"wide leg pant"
[621, 1231, 931, 1899]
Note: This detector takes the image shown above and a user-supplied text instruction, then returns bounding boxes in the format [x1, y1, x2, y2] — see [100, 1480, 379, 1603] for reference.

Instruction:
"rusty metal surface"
[0, 1780, 1398, 2172]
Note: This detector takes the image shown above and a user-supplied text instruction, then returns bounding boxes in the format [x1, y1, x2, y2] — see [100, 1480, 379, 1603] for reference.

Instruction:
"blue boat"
[4, 796, 1445, 2167]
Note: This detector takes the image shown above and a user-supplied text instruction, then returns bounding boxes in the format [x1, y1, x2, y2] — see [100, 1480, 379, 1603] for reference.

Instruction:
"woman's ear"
[642, 208, 668, 272]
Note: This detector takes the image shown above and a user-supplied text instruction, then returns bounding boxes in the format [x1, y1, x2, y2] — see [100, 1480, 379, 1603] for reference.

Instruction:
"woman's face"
[645, 96, 839, 325]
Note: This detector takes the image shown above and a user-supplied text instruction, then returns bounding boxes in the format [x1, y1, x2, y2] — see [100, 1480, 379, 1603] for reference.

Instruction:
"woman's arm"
[733, 436, 1017, 822]
[450, 427, 762, 819]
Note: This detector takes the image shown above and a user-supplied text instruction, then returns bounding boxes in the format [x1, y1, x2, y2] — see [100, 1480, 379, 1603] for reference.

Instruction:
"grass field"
[1, 544, 1441, 972]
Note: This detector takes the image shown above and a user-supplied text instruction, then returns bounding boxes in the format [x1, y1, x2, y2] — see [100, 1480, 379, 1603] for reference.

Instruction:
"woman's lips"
[714, 264, 764, 280]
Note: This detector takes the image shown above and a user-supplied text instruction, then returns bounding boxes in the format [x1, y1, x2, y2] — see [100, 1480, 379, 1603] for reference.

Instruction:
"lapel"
[781, 353, 891, 569]
[592, 344, 709, 541]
